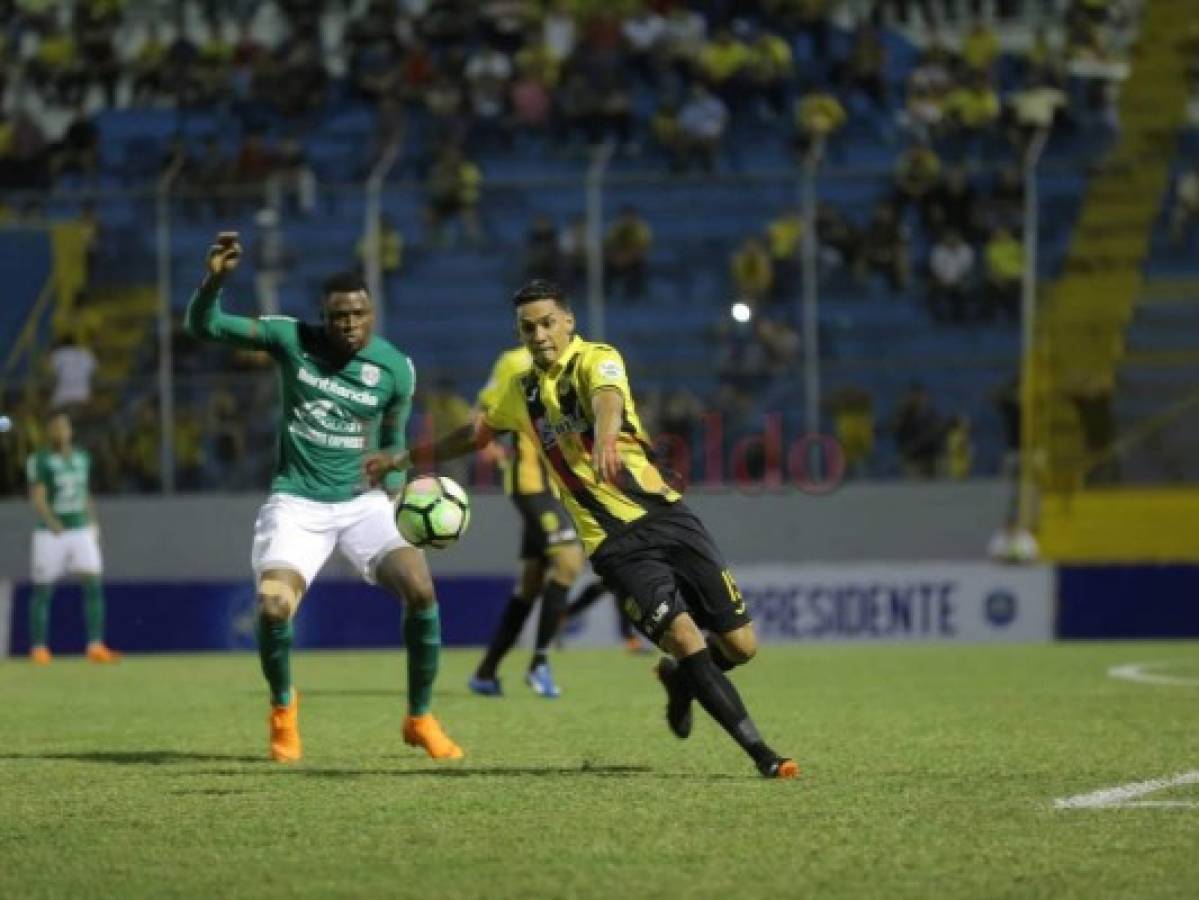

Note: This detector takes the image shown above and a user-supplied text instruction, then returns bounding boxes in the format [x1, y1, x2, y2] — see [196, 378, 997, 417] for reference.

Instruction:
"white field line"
[1055, 772, 1199, 809]
[1107, 661, 1199, 687]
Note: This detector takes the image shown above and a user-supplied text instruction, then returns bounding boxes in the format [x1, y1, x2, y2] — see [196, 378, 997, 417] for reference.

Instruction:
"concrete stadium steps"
[1032, 0, 1198, 506]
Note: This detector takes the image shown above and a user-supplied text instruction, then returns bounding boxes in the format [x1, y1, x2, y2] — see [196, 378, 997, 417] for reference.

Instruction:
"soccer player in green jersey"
[184, 232, 462, 763]
[26, 411, 121, 664]
[365, 280, 798, 779]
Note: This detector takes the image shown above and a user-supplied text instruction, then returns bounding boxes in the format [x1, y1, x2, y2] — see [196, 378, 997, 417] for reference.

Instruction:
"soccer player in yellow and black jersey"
[365, 280, 798, 779]
[468, 346, 609, 698]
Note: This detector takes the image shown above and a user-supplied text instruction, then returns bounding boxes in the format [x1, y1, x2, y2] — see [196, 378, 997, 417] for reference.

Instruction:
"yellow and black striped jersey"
[482, 336, 681, 554]
[476, 347, 553, 497]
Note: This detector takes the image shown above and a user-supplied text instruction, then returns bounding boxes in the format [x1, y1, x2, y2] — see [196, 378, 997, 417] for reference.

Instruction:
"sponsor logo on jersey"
[596, 360, 623, 380]
[289, 399, 368, 449]
[360, 363, 380, 387]
[534, 413, 588, 450]
[297, 366, 380, 407]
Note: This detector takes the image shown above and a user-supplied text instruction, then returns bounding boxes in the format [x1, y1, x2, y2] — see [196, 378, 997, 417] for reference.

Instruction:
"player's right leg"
[470, 557, 544, 696]
[28, 530, 66, 664]
[257, 568, 307, 763]
[250, 494, 336, 762]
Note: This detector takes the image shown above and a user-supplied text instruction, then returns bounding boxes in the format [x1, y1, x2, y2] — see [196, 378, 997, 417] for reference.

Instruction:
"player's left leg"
[526, 542, 584, 698]
[374, 548, 464, 760]
[596, 506, 798, 778]
[657, 613, 797, 779]
[518, 493, 583, 698]
[339, 492, 462, 759]
[66, 526, 121, 663]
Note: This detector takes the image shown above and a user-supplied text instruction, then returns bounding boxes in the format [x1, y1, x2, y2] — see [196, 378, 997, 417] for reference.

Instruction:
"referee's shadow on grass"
[0, 750, 264, 765]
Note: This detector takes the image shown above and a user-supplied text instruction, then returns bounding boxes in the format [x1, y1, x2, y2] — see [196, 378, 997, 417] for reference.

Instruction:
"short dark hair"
[321, 270, 368, 300]
[512, 279, 570, 309]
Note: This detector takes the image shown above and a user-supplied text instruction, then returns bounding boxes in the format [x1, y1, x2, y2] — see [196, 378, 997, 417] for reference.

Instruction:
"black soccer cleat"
[757, 756, 801, 779]
[654, 656, 693, 740]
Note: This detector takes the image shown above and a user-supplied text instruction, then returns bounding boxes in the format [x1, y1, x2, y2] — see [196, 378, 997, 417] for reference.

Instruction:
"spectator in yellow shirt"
[794, 89, 847, 159]
[766, 208, 805, 301]
[697, 27, 749, 97]
[961, 18, 1000, 74]
[605, 205, 654, 300]
[984, 227, 1024, 320]
[893, 142, 942, 215]
[731, 236, 773, 307]
[746, 29, 793, 118]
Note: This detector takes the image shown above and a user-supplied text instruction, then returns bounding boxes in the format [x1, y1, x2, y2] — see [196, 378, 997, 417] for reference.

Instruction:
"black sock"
[678, 649, 776, 767]
[476, 594, 534, 679]
[532, 580, 568, 668]
[565, 579, 609, 620]
[706, 636, 740, 672]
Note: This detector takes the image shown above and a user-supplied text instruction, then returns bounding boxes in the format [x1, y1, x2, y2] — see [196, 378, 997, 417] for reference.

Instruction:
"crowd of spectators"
[0, 0, 1144, 489]
[0, 1, 1136, 198]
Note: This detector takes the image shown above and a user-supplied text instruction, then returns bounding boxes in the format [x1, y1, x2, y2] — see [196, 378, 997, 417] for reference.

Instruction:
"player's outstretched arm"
[592, 387, 624, 484]
[363, 418, 495, 487]
[183, 231, 276, 350]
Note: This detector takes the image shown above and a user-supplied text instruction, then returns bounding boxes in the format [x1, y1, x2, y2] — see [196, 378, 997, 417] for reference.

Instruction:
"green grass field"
[2, 643, 1197, 899]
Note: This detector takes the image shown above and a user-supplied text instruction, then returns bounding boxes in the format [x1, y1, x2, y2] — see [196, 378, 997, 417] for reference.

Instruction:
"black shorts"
[590, 503, 750, 643]
[513, 491, 579, 560]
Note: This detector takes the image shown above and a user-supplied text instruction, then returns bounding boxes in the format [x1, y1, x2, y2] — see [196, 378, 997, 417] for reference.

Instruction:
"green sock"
[82, 577, 105, 645]
[404, 604, 441, 716]
[30, 585, 52, 648]
[255, 614, 294, 707]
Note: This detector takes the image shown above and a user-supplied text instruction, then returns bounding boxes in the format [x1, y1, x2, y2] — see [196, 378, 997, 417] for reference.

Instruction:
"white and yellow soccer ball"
[396, 475, 471, 549]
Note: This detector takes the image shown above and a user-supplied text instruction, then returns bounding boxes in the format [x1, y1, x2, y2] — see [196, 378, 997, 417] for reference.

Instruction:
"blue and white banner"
[736, 562, 1053, 643]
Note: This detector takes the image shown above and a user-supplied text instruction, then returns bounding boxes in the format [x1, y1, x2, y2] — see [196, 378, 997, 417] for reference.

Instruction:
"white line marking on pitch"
[1055, 772, 1199, 809]
[1107, 661, 1199, 687]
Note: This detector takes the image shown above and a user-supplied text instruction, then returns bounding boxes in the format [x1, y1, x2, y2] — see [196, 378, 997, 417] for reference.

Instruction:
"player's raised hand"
[207, 231, 242, 277]
[363, 450, 408, 486]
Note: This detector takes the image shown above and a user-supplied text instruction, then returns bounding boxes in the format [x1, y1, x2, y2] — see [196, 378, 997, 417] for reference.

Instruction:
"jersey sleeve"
[381, 353, 416, 494]
[481, 372, 528, 434]
[183, 283, 292, 352]
[476, 353, 515, 420]
[579, 345, 633, 403]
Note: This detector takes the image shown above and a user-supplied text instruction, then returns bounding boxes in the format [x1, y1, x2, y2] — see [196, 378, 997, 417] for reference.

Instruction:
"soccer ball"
[396, 475, 471, 549]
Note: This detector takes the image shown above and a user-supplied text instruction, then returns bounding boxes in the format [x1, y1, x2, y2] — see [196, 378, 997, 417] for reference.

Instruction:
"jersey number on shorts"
[721, 569, 746, 616]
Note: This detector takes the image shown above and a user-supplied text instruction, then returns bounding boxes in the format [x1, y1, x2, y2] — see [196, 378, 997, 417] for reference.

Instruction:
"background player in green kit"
[184, 232, 462, 763]
[26, 411, 121, 665]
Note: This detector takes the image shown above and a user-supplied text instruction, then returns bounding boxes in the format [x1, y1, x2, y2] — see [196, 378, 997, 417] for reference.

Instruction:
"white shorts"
[31, 526, 103, 584]
[251, 491, 412, 587]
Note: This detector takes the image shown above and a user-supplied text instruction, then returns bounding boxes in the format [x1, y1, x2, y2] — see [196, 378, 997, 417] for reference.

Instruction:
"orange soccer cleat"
[624, 635, 652, 655]
[760, 757, 801, 780]
[268, 692, 302, 763]
[86, 643, 123, 664]
[402, 713, 464, 760]
[30, 646, 52, 665]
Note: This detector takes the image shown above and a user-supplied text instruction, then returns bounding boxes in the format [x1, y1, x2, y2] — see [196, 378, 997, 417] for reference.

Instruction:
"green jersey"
[26, 448, 91, 530]
[185, 285, 413, 502]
